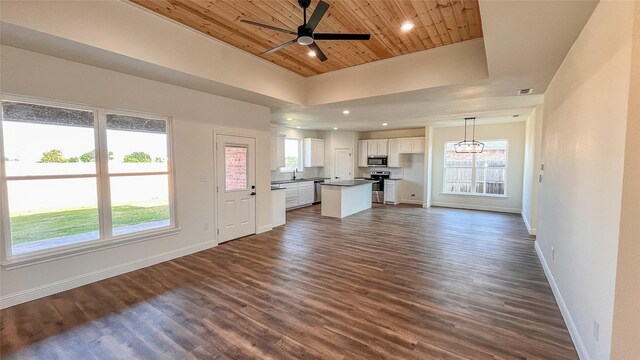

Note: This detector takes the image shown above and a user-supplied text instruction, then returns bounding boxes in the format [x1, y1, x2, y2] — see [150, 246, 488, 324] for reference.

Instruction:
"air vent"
[518, 88, 534, 95]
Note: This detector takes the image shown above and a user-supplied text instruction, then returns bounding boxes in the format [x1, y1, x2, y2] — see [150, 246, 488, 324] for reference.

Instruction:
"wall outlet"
[411, 193, 416, 198]
[551, 246, 556, 261]
[203, 223, 209, 230]
[593, 321, 600, 342]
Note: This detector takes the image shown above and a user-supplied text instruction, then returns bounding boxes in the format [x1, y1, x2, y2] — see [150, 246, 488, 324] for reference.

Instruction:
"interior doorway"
[334, 148, 353, 181]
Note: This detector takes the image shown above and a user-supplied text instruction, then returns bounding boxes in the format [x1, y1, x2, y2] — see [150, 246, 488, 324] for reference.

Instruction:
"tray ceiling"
[130, 0, 483, 77]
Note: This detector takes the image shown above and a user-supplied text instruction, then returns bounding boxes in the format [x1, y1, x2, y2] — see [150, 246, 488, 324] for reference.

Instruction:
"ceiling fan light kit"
[455, 117, 485, 153]
[241, 0, 371, 62]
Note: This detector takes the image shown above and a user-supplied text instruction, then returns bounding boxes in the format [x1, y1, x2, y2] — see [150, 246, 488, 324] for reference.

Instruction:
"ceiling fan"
[241, 0, 371, 62]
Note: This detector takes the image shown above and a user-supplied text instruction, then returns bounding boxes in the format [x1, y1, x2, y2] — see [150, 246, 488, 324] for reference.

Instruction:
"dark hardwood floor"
[0, 204, 577, 359]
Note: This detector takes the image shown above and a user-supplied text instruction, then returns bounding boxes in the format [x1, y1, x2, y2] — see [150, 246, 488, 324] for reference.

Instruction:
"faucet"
[292, 169, 298, 180]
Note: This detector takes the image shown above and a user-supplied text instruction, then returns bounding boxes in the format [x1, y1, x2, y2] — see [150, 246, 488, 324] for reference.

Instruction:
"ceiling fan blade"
[240, 20, 297, 35]
[308, 42, 328, 62]
[261, 39, 297, 55]
[306, 0, 329, 32]
[314, 33, 371, 41]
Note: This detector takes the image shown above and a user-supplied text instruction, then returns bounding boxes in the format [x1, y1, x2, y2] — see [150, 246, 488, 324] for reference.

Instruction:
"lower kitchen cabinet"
[281, 181, 315, 210]
[271, 189, 286, 227]
[384, 179, 402, 205]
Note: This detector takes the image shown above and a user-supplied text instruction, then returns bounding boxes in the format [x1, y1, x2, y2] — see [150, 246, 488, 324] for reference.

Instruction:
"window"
[0, 97, 176, 261]
[280, 138, 302, 172]
[443, 140, 508, 196]
[224, 145, 248, 191]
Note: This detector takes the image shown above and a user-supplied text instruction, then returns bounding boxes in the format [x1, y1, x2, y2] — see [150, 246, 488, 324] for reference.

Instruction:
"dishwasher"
[313, 180, 324, 204]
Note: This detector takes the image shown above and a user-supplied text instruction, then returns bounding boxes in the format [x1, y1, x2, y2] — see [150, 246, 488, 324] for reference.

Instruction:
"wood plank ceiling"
[130, 0, 483, 77]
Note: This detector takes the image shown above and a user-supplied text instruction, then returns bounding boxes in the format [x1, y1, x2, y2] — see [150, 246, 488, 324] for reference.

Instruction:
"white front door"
[216, 135, 256, 243]
[334, 148, 353, 180]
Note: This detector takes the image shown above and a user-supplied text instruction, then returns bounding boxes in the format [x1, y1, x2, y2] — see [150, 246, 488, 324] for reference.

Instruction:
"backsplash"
[356, 167, 404, 179]
[271, 167, 324, 181]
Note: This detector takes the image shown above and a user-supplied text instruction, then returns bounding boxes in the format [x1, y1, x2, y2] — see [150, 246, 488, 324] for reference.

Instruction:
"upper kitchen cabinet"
[357, 140, 368, 167]
[396, 137, 425, 154]
[271, 126, 286, 170]
[303, 138, 325, 167]
[359, 139, 389, 161]
[388, 137, 425, 167]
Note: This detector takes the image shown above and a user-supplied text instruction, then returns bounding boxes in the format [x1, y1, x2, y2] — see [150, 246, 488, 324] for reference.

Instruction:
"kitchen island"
[321, 180, 373, 218]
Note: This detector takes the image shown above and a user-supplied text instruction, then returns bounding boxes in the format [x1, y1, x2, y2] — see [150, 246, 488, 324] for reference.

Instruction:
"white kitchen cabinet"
[276, 135, 286, 168]
[298, 181, 314, 205]
[357, 140, 368, 167]
[384, 179, 402, 205]
[282, 183, 299, 209]
[271, 127, 286, 170]
[376, 139, 388, 156]
[411, 138, 425, 153]
[397, 137, 425, 154]
[367, 140, 378, 156]
[271, 188, 286, 227]
[281, 181, 314, 209]
[303, 138, 325, 167]
[399, 138, 413, 154]
[388, 139, 401, 168]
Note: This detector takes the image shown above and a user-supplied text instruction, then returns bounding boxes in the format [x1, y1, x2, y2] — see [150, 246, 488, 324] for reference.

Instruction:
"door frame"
[334, 147, 353, 181]
[213, 130, 259, 244]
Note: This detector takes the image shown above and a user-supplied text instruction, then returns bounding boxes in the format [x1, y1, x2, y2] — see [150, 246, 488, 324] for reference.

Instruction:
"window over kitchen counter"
[280, 138, 302, 172]
[443, 140, 508, 196]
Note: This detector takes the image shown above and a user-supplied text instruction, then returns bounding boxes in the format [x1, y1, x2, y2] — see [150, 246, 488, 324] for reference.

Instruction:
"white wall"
[536, 2, 635, 359]
[521, 105, 543, 234]
[0, 46, 272, 307]
[610, 5, 640, 359]
[324, 131, 358, 180]
[430, 122, 526, 213]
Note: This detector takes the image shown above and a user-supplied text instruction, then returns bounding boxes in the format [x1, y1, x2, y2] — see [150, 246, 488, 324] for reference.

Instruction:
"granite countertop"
[271, 186, 286, 190]
[321, 180, 375, 187]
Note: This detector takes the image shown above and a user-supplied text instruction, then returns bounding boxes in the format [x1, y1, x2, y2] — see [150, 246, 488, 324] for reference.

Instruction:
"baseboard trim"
[535, 241, 590, 360]
[430, 202, 521, 214]
[257, 224, 273, 234]
[400, 199, 423, 205]
[0, 240, 218, 309]
[522, 214, 537, 235]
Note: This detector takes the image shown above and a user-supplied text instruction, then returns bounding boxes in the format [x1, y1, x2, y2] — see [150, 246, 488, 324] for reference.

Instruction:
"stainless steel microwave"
[367, 156, 388, 167]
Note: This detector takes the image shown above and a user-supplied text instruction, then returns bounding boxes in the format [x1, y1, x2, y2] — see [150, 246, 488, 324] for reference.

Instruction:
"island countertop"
[321, 180, 375, 187]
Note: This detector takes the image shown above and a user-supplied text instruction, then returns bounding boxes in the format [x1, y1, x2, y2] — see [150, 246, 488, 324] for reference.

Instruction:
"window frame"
[279, 137, 303, 173]
[442, 139, 509, 198]
[0, 94, 179, 269]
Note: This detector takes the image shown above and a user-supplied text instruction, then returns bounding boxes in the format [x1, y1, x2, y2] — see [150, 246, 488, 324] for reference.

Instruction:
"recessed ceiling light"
[382, 123, 388, 126]
[308, 50, 316, 57]
[296, 126, 301, 129]
[333, 127, 338, 130]
[401, 21, 414, 32]
[286, 117, 293, 121]
[342, 110, 350, 115]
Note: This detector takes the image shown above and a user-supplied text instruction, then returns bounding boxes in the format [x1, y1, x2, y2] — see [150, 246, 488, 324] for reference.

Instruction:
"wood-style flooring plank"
[0, 204, 577, 359]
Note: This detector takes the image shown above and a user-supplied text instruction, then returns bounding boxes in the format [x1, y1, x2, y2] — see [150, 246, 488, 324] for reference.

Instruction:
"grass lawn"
[10, 205, 169, 244]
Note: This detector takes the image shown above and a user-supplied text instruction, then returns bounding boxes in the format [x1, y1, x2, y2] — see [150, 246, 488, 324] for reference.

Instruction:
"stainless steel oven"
[370, 171, 390, 203]
[367, 156, 388, 167]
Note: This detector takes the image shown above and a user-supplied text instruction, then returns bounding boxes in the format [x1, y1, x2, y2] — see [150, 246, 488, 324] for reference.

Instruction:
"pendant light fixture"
[455, 117, 484, 153]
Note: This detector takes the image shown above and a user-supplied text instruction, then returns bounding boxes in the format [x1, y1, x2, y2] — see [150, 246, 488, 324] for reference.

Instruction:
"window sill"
[2, 226, 181, 270]
[441, 192, 508, 199]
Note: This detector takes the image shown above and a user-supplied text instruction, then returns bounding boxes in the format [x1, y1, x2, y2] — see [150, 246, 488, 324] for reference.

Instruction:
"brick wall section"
[225, 146, 247, 191]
